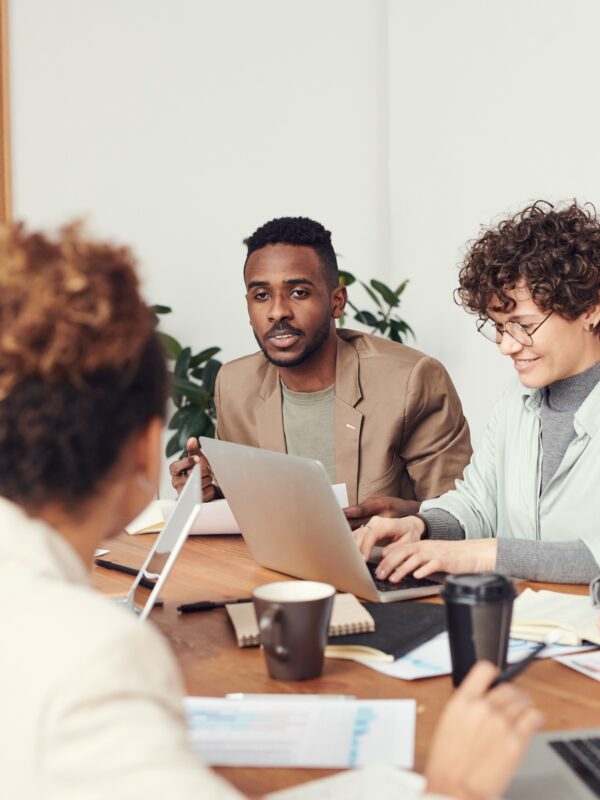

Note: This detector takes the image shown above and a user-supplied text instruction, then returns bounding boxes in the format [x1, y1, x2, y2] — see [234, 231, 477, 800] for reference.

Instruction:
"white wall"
[9, 0, 600, 494]
[10, 0, 390, 494]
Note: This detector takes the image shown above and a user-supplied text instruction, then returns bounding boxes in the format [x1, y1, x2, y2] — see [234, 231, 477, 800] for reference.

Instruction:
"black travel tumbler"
[442, 573, 516, 687]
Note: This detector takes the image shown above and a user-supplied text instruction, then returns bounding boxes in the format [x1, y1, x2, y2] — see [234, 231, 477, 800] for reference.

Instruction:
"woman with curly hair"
[355, 201, 600, 585]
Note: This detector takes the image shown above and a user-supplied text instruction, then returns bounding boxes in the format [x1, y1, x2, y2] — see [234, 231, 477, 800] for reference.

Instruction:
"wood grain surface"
[92, 531, 600, 798]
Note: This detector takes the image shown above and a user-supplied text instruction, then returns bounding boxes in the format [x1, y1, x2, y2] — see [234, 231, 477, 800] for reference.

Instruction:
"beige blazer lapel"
[255, 365, 287, 453]
[334, 337, 363, 505]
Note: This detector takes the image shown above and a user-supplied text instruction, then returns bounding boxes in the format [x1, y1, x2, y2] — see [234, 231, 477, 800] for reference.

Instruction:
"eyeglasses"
[476, 312, 554, 346]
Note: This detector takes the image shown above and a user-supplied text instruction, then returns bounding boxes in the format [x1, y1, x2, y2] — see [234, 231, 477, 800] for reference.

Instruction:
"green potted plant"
[152, 305, 222, 457]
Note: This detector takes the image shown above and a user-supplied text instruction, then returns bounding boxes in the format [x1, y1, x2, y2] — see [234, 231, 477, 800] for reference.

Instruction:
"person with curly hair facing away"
[355, 201, 600, 585]
[0, 222, 241, 798]
[0, 221, 543, 800]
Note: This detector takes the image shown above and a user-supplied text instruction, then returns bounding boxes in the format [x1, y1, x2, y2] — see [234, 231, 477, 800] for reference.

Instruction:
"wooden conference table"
[92, 531, 600, 798]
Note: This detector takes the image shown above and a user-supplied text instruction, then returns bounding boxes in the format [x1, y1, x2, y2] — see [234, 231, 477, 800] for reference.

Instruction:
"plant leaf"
[179, 407, 210, 442]
[168, 405, 195, 430]
[371, 279, 400, 307]
[159, 332, 182, 360]
[202, 359, 222, 395]
[359, 281, 384, 310]
[338, 269, 356, 287]
[394, 279, 409, 297]
[165, 431, 182, 458]
[151, 304, 172, 315]
[190, 346, 221, 367]
[204, 420, 216, 439]
[174, 347, 191, 378]
[170, 375, 209, 405]
[354, 310, 378, 327]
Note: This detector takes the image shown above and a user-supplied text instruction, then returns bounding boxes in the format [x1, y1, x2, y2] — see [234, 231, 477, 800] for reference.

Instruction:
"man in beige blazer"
[171, 217, 471, 523]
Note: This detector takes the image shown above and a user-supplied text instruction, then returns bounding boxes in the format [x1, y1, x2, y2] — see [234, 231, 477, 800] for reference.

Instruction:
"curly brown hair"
[0, 222, 167, 510]
[456, 201, 600, 333]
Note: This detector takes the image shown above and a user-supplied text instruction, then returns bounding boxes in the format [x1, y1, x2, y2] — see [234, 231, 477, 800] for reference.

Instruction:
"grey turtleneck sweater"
[420, 361, 600, 583]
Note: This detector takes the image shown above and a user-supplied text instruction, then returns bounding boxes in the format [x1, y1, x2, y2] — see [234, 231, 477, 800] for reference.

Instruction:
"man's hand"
[425, 660, 543, 800]
[352, 514, 427, 560]
[374, 538, 498, 583]
[344, 496, 420, 529]
[168, 437, 220, 502]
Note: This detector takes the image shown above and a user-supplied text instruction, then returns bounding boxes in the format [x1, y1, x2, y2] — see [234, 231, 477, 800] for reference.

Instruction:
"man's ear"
[331, 285, 347, 319]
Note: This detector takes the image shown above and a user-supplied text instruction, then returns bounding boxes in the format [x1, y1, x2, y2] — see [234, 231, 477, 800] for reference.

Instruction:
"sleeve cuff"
[418, 509, 465, 541]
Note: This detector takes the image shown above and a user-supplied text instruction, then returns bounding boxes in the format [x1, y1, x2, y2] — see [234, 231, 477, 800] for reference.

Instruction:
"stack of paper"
[126, 483, 349, 536]
[125, 498, 240, 535]
[556, 650, 600, 682]
[511, 588, 600, 645]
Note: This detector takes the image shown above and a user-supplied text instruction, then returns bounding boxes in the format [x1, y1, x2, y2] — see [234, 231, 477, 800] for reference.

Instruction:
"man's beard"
[254, 316, 332, 368]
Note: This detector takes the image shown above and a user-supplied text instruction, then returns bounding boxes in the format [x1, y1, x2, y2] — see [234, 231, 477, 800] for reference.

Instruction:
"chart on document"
[184, 696, 416, 769]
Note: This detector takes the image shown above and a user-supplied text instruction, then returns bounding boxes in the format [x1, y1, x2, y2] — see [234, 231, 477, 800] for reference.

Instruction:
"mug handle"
[258, 605, 289, 661]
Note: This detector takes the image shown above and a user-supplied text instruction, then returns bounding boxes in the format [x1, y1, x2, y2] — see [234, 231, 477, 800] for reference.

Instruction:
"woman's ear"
[583, 303, 600, 331]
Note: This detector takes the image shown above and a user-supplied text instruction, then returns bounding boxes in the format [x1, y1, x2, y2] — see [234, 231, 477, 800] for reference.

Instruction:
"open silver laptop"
[121, 464, 201, 620]
[200, 438, 443, 603]
[508, 727, 600, 799]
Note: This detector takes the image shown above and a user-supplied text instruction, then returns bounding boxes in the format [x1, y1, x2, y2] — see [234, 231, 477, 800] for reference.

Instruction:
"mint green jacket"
[421, 378, 600, 566]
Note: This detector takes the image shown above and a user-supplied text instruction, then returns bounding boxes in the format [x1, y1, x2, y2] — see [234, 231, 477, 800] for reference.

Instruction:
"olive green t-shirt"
[281, 382, 336, 482]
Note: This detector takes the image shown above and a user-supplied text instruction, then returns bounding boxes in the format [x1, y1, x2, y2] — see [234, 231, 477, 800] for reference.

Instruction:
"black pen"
[177, 448, 190, 477]
[177, 598, 253, 614]
[178, 441, 202, 477]
[95, 558, 158, 592]
[491, 631, 561, 687]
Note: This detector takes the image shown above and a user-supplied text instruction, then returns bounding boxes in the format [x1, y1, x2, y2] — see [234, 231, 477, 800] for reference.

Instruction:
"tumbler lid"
[442, 573, 516, 603]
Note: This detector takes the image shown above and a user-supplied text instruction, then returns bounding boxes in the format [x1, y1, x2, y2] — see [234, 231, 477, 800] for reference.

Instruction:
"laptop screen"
[125, 464, 201, 620]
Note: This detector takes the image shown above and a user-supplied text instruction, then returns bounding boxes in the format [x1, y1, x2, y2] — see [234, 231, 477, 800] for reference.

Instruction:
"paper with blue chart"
[183, 696, 415, 768]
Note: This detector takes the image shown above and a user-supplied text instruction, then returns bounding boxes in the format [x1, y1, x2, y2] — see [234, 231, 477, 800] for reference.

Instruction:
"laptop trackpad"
[508, 773, 583, 799]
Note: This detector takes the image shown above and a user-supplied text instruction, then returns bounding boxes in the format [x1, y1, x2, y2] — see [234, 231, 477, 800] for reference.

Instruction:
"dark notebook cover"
[328, 601, 446, 659]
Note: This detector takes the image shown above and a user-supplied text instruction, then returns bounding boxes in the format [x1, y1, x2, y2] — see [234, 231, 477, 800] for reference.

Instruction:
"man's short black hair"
[244, 216, 339, 289]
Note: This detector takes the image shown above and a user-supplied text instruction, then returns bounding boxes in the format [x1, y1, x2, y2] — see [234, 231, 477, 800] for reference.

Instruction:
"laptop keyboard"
[367, 562, 441, 593]
[550, 736, 600, 797]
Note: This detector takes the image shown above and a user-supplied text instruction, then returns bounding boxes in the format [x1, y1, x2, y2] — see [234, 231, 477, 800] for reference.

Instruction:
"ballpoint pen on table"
[94, 558, 158, 592]
[177, 598, 253, 613]
[491, 629, 563, 687]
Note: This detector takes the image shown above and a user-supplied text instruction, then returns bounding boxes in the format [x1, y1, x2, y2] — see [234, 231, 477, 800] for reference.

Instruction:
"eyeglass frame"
[476, 311, 554, 347]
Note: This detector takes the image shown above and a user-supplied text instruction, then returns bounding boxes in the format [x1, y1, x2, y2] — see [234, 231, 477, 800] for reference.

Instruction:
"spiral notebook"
[227, 594, 375, 647]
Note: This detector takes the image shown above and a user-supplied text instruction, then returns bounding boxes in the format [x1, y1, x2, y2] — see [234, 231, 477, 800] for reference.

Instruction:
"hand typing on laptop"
[353, 515, 497, 582]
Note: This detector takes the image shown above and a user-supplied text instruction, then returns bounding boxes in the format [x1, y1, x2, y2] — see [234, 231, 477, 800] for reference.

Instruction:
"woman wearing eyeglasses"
[355, 201, 600, 584]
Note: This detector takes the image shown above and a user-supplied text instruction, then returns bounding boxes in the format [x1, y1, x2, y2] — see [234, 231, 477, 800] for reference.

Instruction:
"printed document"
[361, 632, 597, 681]
[184, 696, 415, 768]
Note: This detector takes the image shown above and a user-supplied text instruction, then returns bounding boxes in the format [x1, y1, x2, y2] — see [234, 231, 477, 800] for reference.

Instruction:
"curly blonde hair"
[0, 222, 167, 510]
[0, 222, 155, 398]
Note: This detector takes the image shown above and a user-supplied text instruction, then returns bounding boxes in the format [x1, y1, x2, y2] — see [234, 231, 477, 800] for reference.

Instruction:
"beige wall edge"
[0, 0, 12, 224]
